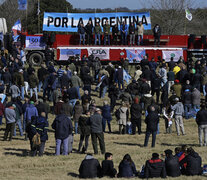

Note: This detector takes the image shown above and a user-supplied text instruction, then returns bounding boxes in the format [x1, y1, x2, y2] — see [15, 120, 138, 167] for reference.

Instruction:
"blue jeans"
[75, 122, 78, 134]
[0, 116, 2, 125]
[30, 87, 38, 100]
[38, 81, 43, 92]
[21, 86, 24, 100]
[102, 118, 111, 132]
[157, 123, 160, 134]
[104, 34, 110, 45]
[75, 87, 81, 100]
[79, 34, 85, 45]
[144, 130, 157, 147]
[14, 119, 23, 136]
[193, 105, 200, 112]
[184, 104, 192, 119]
[203, 85, 206, 96]
[100, 86, 108, 98]
[95, 34, 101, 45]
[56, 137, 69, 155]
[69, 99, 77, 108]
[138, 35, 143, 45]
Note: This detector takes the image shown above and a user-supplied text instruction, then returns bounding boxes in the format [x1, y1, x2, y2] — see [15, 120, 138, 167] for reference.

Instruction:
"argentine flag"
[123, 69, 131, 84]
[12, 19, 21, 42]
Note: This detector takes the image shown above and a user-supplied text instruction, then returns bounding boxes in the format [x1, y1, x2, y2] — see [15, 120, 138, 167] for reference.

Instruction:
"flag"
[18, 0, 27, 10]
[123, 69, 131, 84]
[37, 0, 40, 15]
[185, 9, 192, 21]
[126, 49, 146, 63]
[12, 19, 22, 42]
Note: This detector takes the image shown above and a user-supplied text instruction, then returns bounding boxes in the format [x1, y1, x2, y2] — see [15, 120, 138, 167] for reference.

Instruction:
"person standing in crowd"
[70, 71, 82, 100]
[171, 97, 185, 136]
[37, 63, 48, 92]
[78, 23, 85, 45]
[28, 70, 39, 100]
[14, 69, 24, 100]
[101, 101, 112, 133]
[108, 81, 119, 112]
[112, 24, 119, 45]
[129, 22, 136, 46]
[118, 154, 138, 178]
[103, 20, 111, 45]
[85, 20, 93, 45]
[88, 108, 105, 155]
[28, 112, 49, 156]
[9, 83, 20, 99]
[73, 101, 83, 134]
[167, 67, 175, 94]
[144, 106, 159, 147]
[153, 24, 161, 46]
[192, 88, 201, 112]
[102, 152, 117, 178]
[120, 21, 128, 45]
[0, 97, 5, 125]
[52, 109, 73, 155]
[3, 104, 16, 141]
[144, 153, 166, 178]
[94, 22, 102, 45]
[196, 103, 207, 146]
[130, 97, 142, 135]
[79, 154, 102, 178]
[137, 21, 144, 45]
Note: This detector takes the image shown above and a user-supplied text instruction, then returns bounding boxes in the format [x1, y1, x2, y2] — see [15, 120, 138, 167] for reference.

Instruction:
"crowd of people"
[78, 20, 162, 46]
[0, 40, 207, 177]
[79, 145, 203, 178]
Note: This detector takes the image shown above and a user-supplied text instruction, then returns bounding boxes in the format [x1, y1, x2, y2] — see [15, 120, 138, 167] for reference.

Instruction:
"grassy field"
[0, 86, 207, 180]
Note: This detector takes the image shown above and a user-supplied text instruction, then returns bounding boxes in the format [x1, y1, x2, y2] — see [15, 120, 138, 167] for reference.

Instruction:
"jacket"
[171, 102, 184, 116]
[5, 107, 16, 124]
[94, 25, 102, 34]
[192, 88, 200, 105]
[137, 24, 144, 35]
[130, 103, 142, 120]
[165, 155, 181, 177]
[145, 111, 159, 132]
[61, 103, 73, 117]
[103, 24, 110, 34]
[179, 152, 202, 176]
[183, 91, 192, 104]
[78, 114, 91, 136]
[38, 67, 48, 82]
[79, 155, 102, 178]
[141, 94, 154, 110]
[102, 160, 117, 177]
[24, 104, 38, 122]
[89, 112, 103, 133]
[30, 116, 49, 142]
[73, 104, 83, 122]
[118, 160, 137, 178]
[70, 75, 82, 88]
[28, 74, 39, 88]
[145, 158, 166, 178]
[171, 84, 182, 97]
[196, 109, 207, 125]
[52, 114, 73, 139]
[118, 106, 129, 126]
[102, 105, 112, 121]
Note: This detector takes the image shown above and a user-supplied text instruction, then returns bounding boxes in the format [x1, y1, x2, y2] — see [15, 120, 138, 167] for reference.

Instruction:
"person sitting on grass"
[102, 152, 117, 178]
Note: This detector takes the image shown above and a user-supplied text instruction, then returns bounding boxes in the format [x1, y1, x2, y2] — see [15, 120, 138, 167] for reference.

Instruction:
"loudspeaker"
[189, 34, 195, 44]
[43, 31, 49, 44]
[20, 34, 26, 46]
[201, 35, 206, 45]
[50, 32, 56, 44]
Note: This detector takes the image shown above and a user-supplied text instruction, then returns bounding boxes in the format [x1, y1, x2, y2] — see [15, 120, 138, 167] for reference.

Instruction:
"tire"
[28, 53, 43, 66]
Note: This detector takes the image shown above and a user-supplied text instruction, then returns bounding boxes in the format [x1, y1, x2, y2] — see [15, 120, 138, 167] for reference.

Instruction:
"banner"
[18, 0, 27, 10]
[126, 49, 146, 63]
[25, 36, 46, 49]
[162, 50, 183, 62]
[12, 19, 21, 42]
[88, 48, 109, 60]
[123, 69, 131, 84]
[43, 12, 151, 32]
[59, 49, 81, 60]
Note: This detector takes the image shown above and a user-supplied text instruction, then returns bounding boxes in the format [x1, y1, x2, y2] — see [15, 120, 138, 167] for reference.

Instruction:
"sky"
[67, 0, 207, 10]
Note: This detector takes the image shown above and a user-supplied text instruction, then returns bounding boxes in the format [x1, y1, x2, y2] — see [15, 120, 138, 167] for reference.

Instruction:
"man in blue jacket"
[52, 110, 73, 155]
[120, 21, 128, 45]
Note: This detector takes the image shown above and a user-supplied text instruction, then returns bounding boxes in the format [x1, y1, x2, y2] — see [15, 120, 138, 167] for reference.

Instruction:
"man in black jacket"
[130, 97, 142, 135]
[164, 149, 181, 177]
[102, 152, 117, 177]
[144, 106, 159, 147]
[144, 153, 166, 178]
[179, 147, 202, 176]
[52, 110, 73, 155]
[88, 108, 105, 154]
[196, 103, 207, 146]
[85, 20, 93, 45]
[79, 154, 102, 178]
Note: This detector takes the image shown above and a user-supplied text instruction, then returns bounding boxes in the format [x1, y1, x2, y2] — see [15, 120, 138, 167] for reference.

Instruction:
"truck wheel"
[29, 53, 43, 66]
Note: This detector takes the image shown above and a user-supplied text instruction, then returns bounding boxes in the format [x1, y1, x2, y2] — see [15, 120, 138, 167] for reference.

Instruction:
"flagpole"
[38, 0, 40, 33]
[184, 17, 186, 35]
[26, 1, 28, 32]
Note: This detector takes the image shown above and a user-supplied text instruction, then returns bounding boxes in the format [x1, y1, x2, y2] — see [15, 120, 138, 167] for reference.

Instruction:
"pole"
[25, 1, 28, 32]
[38, 0, 40, 33]
[184, 18, 186, 35]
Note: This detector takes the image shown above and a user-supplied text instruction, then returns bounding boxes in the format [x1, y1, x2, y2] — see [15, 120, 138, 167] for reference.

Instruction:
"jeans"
[75, 87, 81, 100]
[100, 86, 108, 98]
[130, 34, 135, 45]
[24, 81, 29, 95]
[144, 130, 157, 147]
[69, 99, 77, 108]
[104, 34, 110, 45]
[95, 34, 101, 45]
[30, 141, 45, 156]
[74, 122, 78, 134]
[102, 118, 111, 133]
[68, 134, 73, 153]
[38, 81, 43, 92]
[184, 104, 192, 119]
[121, 33, 127, 45]
[0, 116, 2, 125]
[55, 136, 69, 155]
[138, 35, 143, 45]
[78, 134, 90, 152]
[79, 34, 85, 45]
[198, 125, 207, 146]
[21, 86, 24, 100]
[175, 115, 185, 135]
[14, 119, 23, 136]
[193, 105, 200, 112]
[30, 87, 38, 100]
[203, 85, 206, 96]
[131, 119, 141, 134]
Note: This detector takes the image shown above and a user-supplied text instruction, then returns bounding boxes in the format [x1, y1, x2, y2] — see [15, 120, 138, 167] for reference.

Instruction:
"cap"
[174, 79, 179, 83]
[164, 149, 173, 155]
[19, 69, 23, 73]
[152, 153, 159, 158]
[95, 108, 101, 112]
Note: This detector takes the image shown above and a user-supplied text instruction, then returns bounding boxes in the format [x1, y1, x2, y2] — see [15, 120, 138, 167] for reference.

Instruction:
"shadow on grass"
[68, 172, 79, 178]
[114, 142, 143, 147]
[4, 148, 28, 157]
[161, 143, 199, 147]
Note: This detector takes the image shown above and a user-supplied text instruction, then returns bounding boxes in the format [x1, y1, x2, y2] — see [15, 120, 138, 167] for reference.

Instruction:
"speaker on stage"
[20, 34, 26, 46]
[201, 35, 206, 45]
[50, 32, 56, 44]
[43, 31, 49, 44]
[189, 34, 195, 44]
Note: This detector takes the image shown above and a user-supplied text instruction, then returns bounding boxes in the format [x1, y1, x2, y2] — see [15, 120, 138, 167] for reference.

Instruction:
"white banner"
[88, 48, 109, 60]
[162, 50, 183, 62]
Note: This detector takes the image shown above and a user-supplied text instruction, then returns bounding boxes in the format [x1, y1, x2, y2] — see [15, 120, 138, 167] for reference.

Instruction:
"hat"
[174, 79, 179, 83]
[38, 98, 43, 103]
[95, 108, 101, 112]
[152, 153, 159, 158]
[19, 69, 23, 73]
[175, 97, 179, 102]
[164, 149, 173, 155]
[12, 104, 16, 108]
